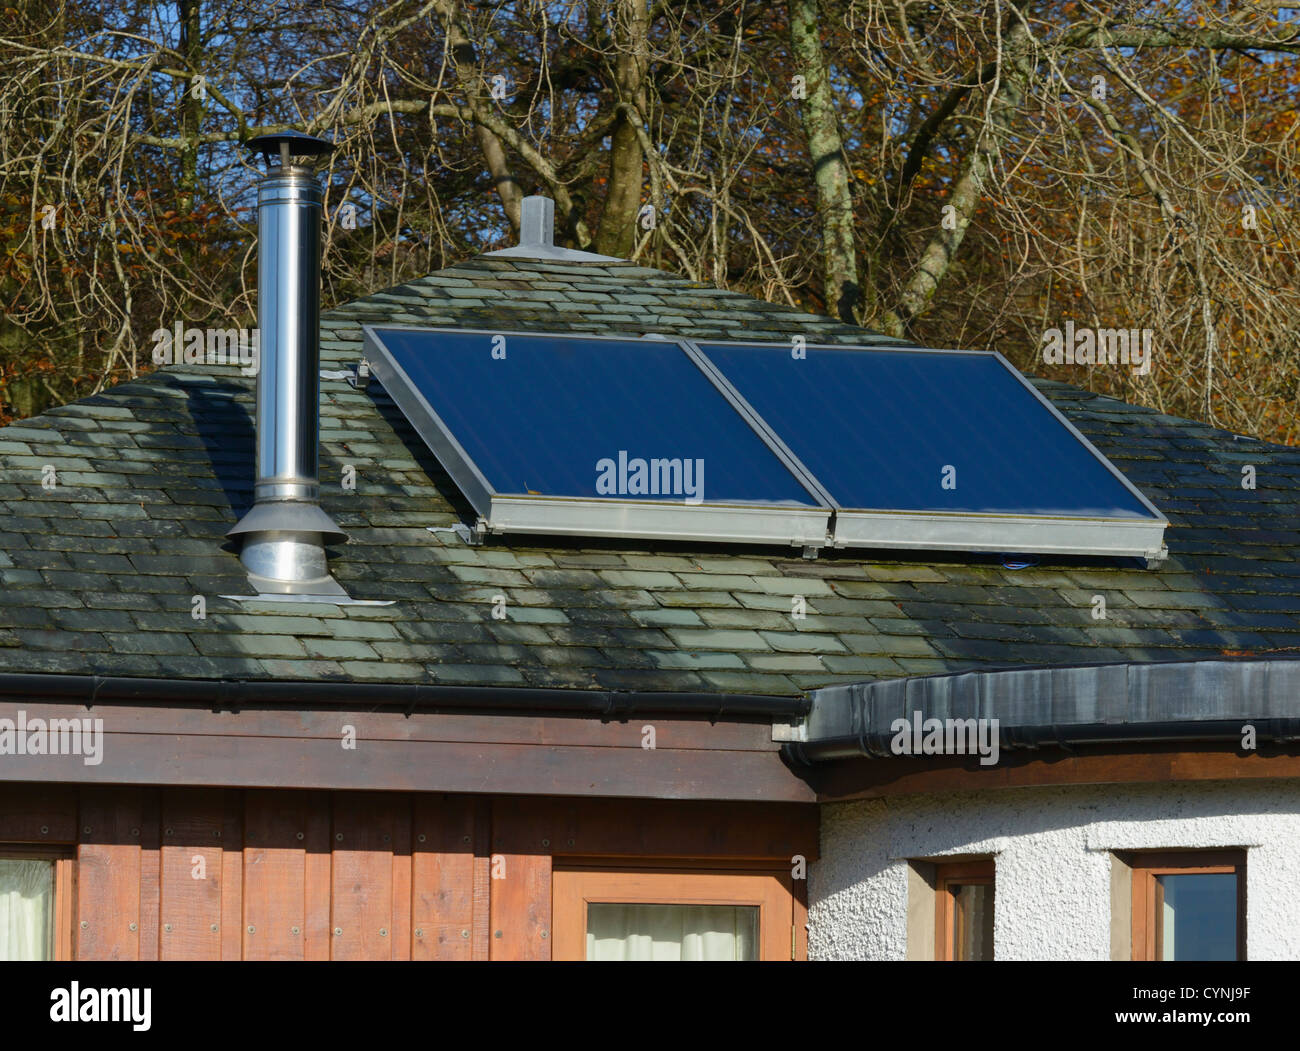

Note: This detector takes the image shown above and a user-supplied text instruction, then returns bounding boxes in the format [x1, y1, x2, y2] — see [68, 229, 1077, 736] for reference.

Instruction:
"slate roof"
[1, 254, 1298, 696]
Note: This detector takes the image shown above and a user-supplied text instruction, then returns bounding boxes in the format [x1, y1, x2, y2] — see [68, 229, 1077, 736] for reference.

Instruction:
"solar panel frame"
[360, 325, 835, 548]
[684, 338, 1169, 561]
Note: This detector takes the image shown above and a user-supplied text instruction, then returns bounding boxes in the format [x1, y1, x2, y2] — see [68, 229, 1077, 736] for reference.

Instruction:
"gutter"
[781, 657, 1300, 764]
[0, 672, 809, 721]
[786, 717, 1300, 764]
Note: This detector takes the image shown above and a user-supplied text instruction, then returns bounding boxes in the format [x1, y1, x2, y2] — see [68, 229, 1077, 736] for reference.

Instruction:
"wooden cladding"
[0, 783, 815, 961]
[0, 702, 813, 803]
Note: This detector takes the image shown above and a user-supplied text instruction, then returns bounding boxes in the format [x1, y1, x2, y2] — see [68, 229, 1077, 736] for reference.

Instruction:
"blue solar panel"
[363, 324, 1166, 558]
[366, 328, 822, 507]
[695, 341, 1158, 519]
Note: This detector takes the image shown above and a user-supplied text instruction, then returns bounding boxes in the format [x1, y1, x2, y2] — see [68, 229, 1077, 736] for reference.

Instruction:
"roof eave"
[0, 671, 809, 720]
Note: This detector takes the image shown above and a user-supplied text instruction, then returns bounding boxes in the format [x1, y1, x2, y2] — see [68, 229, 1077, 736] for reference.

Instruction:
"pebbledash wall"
[808, 779, 1300, 961]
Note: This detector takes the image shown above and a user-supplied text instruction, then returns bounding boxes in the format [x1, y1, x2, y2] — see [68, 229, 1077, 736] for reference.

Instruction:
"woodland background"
[1, 0, 1298, 441]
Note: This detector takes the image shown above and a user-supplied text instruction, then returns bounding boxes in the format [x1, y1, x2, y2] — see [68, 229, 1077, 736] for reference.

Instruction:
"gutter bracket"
[771, 718, 807, 743]
[1144, 543, 1170, 569]
[349, 359, 372, 390]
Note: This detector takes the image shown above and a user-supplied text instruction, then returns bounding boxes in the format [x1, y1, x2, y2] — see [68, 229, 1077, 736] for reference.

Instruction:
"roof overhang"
[0, 673, 812, 802]
[781, 657, 1300, 764]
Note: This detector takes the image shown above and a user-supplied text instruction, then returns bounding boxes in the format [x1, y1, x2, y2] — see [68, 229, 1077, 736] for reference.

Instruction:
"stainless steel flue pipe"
[227, 131, 347, 595]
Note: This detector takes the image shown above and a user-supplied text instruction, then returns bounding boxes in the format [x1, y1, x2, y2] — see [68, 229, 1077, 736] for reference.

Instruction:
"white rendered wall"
[809, 779, 1300, 960]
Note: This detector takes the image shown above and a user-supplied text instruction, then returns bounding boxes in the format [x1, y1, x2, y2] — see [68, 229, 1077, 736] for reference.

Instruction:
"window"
[1130, 851, 1245, 961]
[552, 864, 799, 961]
[935, 860, 995, 961]
[0, 848, 74, 961]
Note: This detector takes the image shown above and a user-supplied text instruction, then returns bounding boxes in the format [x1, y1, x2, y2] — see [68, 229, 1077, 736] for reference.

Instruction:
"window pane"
[0, 859, 54, 961]
[586, 903, 758, 961]
[953, 883, 994, 961]
[1158, 873, 1237, 961]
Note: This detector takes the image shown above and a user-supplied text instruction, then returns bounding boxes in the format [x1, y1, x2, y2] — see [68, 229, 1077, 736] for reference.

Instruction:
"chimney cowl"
[245, 130, 336, 170]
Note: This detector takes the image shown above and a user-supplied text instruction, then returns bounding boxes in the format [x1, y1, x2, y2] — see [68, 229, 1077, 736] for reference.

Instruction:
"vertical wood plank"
[159, 788, 224, 960]
[472, 797, 491, 961]
[220, 791, 243, 960]
[411, 794, 475, 960]
[330, 792, 397, 960]
[137, 789, 161, 960]
[489, 800, 552, 961]
[303, 793, 332, 961]
[390, 799, 411, 961]
[76, 788, 142, 960]
[488, 853, 551, 961]
[242, 789, 307, 961]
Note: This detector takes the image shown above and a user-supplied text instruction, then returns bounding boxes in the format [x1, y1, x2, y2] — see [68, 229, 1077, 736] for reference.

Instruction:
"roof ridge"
[325, 252, 894, 340]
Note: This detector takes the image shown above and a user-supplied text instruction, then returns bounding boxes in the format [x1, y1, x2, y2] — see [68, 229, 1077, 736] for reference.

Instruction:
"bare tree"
[1, 0, 1298, 443]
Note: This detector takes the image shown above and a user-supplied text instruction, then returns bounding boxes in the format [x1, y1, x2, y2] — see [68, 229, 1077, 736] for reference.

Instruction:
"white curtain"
[586, 903, 757, 961]
[0, 860, 53, 961]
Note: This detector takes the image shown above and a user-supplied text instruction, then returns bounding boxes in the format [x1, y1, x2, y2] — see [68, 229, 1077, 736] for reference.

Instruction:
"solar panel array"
[362, 326, 1168, 560]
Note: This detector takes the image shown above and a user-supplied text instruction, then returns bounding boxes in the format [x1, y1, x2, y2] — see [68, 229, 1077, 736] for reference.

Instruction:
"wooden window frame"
[935, 859, 995, 961]
[0, 844, 76, 961]
[552, 860, 799, 961]
[1130, 849, 1246, 961]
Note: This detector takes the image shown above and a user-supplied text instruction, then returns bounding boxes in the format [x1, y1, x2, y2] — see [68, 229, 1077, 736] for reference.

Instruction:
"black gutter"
[0, 672, 809, 721]
[786, 718, 1300, 765]
[782, 657, 1300, 765]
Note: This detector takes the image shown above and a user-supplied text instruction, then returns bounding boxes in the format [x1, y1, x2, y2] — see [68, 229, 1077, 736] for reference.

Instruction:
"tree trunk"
[435, 0, 524, 231]
[882, 22, 1031, 338]
[789, 0, 866, 324]
[177, 0, 202, 215]
[595, 0, 649, 258]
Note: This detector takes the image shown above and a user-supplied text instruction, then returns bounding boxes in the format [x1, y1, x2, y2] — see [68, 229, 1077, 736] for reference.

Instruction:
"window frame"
[552, 860, 799, 961]
[1130, 849, 1246, 961]
[934, 859, 995, 961]
[0, 844, 76, 961]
